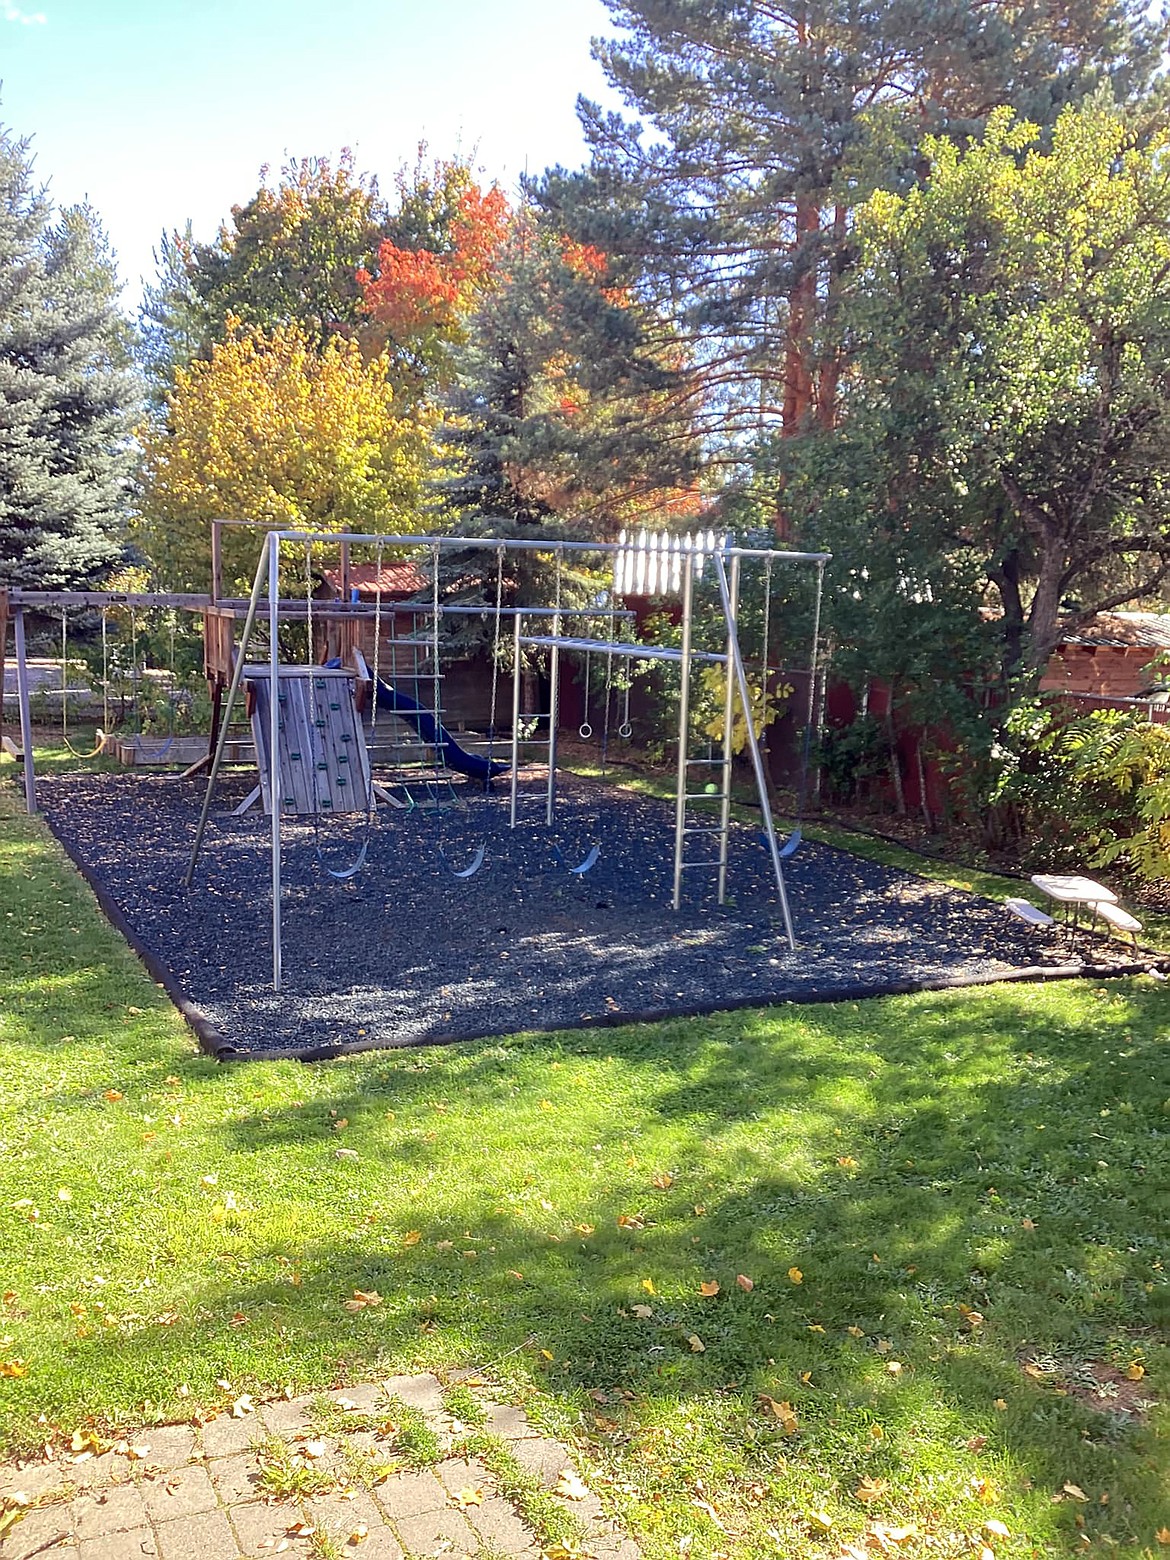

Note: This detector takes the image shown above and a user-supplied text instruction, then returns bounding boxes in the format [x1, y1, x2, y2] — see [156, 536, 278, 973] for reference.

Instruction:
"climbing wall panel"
[245, 666, 372, 816]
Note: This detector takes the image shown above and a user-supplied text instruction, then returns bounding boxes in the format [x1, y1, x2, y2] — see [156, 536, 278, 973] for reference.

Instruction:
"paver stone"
[152, 1508, 236, 1560]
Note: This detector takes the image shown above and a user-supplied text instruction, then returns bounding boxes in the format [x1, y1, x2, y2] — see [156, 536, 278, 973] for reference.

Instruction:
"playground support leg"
[717, 554, 740, 904]
[268, 531, 282, 994]
[671, 551, 695, 911]
[715, 554, 795, 949]
[185, 540, 271, 885]
[509, 610, 522, 829]
[14, 605, 36, 816]
[546, 614, 560, 828]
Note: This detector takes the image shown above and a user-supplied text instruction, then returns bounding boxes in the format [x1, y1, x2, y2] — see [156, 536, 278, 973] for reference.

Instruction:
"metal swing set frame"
[183, 528, 828, 994]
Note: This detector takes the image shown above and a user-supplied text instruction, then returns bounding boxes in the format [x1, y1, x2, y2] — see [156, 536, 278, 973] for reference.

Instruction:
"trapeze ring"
[579, 722, 593, 739]
[618, 722, 633, 739]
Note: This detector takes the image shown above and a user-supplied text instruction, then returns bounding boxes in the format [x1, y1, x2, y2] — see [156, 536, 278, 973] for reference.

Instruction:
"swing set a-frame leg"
[714, 554, 796, 951]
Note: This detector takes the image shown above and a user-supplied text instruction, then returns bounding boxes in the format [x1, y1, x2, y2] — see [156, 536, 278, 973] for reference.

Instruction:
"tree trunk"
[884, 704, 906, 817]
[782, 198, 820, 436]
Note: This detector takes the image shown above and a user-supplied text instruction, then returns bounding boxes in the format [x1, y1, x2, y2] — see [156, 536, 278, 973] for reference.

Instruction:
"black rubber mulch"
[37, 771, 1136, 1059]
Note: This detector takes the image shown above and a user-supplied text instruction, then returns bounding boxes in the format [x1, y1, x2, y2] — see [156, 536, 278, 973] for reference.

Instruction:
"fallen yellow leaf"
[687, 1334, 705, 1353]
[788, 1267, 803, 1284]
[993, 1398, 1007, 1411]
[846, 1325, 865, 1338]
[455, 1486, 483, 1507]
[836, 1156, 859, 1169]
[759, 1396, 798, 1434]
[854, 1477, 888, 1504]
[0, 1361, 28, 1379]
[402, 1230, 421, 1248]
[640, 1278, 656, 1295]
[700, 1279, 720, 1297]
[1124, 1361, 1145, 1381]
[807, 1510, 834, 1535]
[617, 1213, 645, 1230]
[651, 1172, 673, 1190]
[885, 1361, 904, 1377]
[103, 1090, 123, 1103]
[1155, 1528, 1170, 1546]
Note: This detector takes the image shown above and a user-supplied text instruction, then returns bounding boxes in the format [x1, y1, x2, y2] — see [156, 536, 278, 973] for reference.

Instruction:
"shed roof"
[1060, 611, 1170, 650]
[321, 562, 428, 598]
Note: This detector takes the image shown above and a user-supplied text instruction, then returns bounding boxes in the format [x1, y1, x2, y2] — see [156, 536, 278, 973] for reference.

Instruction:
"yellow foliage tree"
[136, 318, 437, 590]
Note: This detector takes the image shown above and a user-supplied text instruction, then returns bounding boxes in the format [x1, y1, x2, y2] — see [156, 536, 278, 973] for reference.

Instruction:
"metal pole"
[14, 605, 36, 815]
[809, 560, 826, 806]
[268, 532, 282, 993]
[509, 609, 522, 829]
[717, 554, 740, 904]
[185, 538, 271, 885]
[672, 551, 695, 911]
[545, 548, 563, 827]
[274, 529, 831, 566]
[714, 554, 796, 949]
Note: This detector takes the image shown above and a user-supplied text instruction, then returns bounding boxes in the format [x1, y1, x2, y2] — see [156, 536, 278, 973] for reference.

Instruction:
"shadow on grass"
[3, 771, 1168, 1550]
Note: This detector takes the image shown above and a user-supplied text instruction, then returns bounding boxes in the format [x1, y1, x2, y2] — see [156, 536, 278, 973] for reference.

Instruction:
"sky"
[0, 0, 622, 305]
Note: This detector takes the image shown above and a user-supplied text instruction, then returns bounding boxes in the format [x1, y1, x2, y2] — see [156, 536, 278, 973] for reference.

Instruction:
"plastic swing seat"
[553, 841, 601, 875]
[318, 840, 369, 882]
[440, 842, 487, 880]
[760, 826, 802, 860]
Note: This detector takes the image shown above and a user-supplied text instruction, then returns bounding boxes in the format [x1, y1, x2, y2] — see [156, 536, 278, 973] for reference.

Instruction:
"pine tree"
[440, 208, 701, 535]
[538, 0, 1168, 458]
[0, 125, 138, 589]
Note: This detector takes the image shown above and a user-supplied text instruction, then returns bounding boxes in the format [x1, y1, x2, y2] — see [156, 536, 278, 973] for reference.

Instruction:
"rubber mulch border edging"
[39, 810, 1169, 1065]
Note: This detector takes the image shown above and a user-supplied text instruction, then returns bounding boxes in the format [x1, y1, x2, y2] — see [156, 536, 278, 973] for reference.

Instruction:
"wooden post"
[211, 520, 223, 604]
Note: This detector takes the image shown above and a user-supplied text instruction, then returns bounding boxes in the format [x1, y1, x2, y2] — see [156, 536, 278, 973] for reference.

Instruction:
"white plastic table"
[1030, 874, 1117, 935]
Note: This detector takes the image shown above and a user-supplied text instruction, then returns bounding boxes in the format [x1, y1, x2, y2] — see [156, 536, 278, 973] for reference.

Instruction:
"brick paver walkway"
[0, 1374, 639, 1560]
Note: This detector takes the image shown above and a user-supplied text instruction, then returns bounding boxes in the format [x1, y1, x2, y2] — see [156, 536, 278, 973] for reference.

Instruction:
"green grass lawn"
[0, 776, 1168, 1557]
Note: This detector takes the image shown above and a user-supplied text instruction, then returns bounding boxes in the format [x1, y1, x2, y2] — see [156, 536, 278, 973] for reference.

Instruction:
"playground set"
[4, 526, 827, 969]
[6, 524, 1142, 1059]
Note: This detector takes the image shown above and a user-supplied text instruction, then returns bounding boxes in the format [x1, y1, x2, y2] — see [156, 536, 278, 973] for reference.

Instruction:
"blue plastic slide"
[321, 658, 508, 785]
[371, 676, 509, 785]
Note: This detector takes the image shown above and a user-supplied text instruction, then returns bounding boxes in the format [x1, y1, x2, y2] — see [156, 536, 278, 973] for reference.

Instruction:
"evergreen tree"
[138, 224, 214, 408]
[440, 208, 702, 535]
[538, 0, 1168, 461]
[0, 124, 138, 589]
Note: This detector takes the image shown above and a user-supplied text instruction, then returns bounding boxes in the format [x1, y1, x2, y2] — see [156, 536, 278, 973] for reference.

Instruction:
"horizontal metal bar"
[519, 634, 726, 664]
[271, 531, 833, 564]
[218, 600, 637, 620]
[8, 590, 210, 608]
